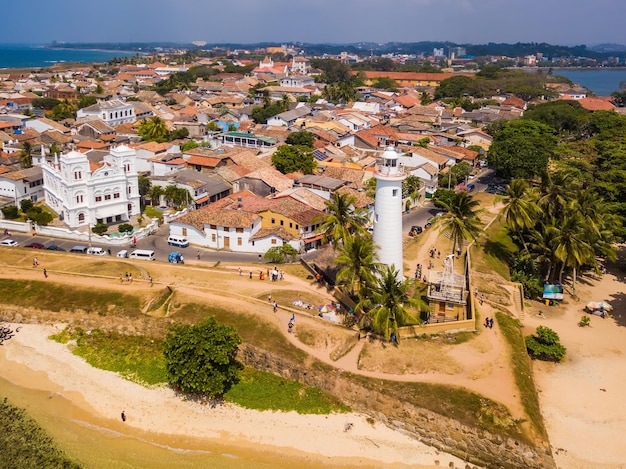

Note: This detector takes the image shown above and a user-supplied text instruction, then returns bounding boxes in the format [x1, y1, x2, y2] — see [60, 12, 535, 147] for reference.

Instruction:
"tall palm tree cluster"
[503, 175, 619, 299]
[317, 193, 421, 343]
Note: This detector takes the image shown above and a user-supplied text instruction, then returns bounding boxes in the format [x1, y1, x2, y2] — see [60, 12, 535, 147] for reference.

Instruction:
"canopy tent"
[586, 301, 613, 311]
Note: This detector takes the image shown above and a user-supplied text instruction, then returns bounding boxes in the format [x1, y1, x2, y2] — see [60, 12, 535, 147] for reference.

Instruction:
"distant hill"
[589, 43, 626, 53]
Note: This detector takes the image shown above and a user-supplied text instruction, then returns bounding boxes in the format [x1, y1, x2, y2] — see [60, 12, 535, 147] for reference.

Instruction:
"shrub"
[27, 210, 53, 226]
[91, 223, 108, 235]
[263, 245, 298, 263]
[525, 325, 566, 362]
[578, 315, 591, 327]
[19, 199, 34, 212]
[1, 205, 19, 219]
[118, 223, 133, 233]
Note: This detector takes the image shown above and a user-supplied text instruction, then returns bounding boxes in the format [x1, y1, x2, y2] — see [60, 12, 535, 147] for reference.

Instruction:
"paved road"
[3, 168, 494, 264]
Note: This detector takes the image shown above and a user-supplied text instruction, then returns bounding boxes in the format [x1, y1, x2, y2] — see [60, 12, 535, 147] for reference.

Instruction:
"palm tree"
[148, 185, 165, 206]
[502, 179, 540, 252]
[528, 221, 559, 283]
[316, 193, 369, 249]
[19, 142, 33, 169]
[358, 265, 420, 343]
[436, 192, 483, 255]
[538, 171, 574, 221]
[335, 235, 381, 299]
[139, 116, 169, 142]
[553, 211, 594, 298]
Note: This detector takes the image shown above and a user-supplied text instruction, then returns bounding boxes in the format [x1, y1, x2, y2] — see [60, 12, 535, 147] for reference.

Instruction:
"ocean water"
[0, 43, 138, 69]
[550, 68, 626, 96]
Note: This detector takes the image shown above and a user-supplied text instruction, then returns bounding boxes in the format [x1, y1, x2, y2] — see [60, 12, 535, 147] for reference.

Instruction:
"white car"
[0, 239, 18, 247]
[87, 247, 107, 256]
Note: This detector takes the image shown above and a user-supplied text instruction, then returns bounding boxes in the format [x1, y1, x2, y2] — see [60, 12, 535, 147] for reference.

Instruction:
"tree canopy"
[271, 144, 316, 175]
[164, 317, 243, 397]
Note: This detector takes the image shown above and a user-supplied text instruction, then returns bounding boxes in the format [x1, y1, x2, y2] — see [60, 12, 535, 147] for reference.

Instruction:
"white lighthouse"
[372, 146, 406, 279]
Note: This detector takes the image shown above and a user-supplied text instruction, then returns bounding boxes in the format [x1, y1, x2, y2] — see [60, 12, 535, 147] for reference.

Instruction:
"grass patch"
[0, 279, 143, 316]
[51, 327, 167, 386]
[168, 301, 309, 364]
[496, 312, 547, 440]
[473, 215, 517, 280]
[225, 367, 350, 414]
[0, 398, 81, 469]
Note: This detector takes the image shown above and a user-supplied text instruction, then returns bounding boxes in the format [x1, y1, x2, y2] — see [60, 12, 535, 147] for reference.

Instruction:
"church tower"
[372, 146, 406, 279]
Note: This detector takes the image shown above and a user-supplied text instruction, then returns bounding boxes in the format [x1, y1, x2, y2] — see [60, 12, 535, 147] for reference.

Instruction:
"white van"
[117, 249, 128, 258]
[167, 235, 189, 248]
[87, 247, 107, 256]
[129, 249, 156, 261]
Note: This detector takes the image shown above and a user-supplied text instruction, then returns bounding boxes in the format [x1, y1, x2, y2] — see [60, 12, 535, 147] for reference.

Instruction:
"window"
[392, 189, 398, 197]
[211, 234, 216, 242]
[271, 239, 277, 245]
[236, 228, 243, 233]
[295, 224, 299, 230]
[271, 218, 275, 224]
[76, 195, 83, 203]
[224, 227, 230, 232]
[280, 220, 284, 226]
[289, 222, 293, 228]
[237, 238, 242, 246]
[95, 196, 102, 202]
[78, 213, 85, 222]
[104, 194, 111, 200]
[210, 224, 217, 229]
[74, 171, 82, 180]
[114, 193, 120, 199]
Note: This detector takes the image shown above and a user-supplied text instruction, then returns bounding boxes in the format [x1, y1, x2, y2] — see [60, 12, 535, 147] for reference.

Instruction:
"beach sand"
[524, 265, 626, 469]
[0, 322, 469, 469]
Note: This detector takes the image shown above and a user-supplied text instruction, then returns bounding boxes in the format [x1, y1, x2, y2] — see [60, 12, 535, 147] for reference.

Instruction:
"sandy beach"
[0, 322, 469, 469]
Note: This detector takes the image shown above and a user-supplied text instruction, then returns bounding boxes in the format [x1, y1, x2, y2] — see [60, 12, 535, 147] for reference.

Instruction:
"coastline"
[0, 323, 468, 469]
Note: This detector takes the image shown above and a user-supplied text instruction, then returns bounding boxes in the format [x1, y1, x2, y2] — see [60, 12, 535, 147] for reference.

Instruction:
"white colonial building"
[41, 145, 141, 228]
[76, 99, 136, 127]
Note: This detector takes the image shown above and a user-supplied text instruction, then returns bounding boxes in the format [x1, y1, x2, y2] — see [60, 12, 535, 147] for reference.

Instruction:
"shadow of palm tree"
[483, 239, 515, 266]
[608, 291, 626, 328]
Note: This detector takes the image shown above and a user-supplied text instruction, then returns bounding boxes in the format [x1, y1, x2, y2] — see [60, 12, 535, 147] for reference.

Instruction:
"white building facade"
[76, 99, 136, 127]
[41, 145, 141, 228]
[372, 147, 406, 279]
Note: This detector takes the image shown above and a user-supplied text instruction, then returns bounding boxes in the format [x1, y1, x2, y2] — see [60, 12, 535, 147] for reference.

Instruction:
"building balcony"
[374, 162, 405, 178]
[427, 285, 468, 305]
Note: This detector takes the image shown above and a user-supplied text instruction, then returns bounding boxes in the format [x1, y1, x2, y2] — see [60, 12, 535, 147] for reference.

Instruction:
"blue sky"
[6, 0, 625, 46]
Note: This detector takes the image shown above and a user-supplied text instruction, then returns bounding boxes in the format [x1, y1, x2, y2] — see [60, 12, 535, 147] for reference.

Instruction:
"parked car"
[45, 245, 66, 251]
[0, 239, 18, 247]
[117, 249, 129, 258]
[409, 225, 423, 237]
[87, 247, 107, 256]
[69, 245, 88, 254]
[25, 242, 45, 249]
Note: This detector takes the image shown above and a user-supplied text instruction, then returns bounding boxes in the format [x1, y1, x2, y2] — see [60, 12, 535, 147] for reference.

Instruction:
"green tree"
[525, 326, 566, 362]
[402, 174, 422, 200]
[1, 205, 19, 219]
[138, 175, 151, 197]
[264, 244, 298, 263]
[436, 192, 483, 255]
[316, 192, 369, 249]
[611, 90, 626, 107]
[20, 199, 34, 213]
[435, 75, 475, 99]
[78, 94, 97, 109]
[49, 142, 61, 156]
[50, 99, 77, 120]
[502, 179, 540, 252]
[271, 145, 316, 175]
[285, 130, 315, 148]
[372, 77, 398, 91]
[118, 223, 133, 234]
[148, 185, 165, 206]
[358, 265, 420, 343]
[488, 120, 557, 180]
[138, 116, 169, 142]
[420, 91, 432, 105]
[523, 100, 589, 136]
[552, 211, 593, 298]
[164, 317, 243, 397]
[335, 235, 381, 299]
[19, 142, 33, 169]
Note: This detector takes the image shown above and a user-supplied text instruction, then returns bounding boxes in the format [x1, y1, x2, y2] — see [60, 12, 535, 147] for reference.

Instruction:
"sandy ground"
[523, 266, 626, 469]
[0, 323, 468, 469]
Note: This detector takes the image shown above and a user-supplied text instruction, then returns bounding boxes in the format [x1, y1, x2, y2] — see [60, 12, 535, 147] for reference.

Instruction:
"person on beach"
[43, 268, 47, 278]
[121, 411, 126, 422]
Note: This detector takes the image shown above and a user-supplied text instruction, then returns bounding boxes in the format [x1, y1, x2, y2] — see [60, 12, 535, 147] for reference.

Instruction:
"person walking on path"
[33, 257, 39, 267]
[268, 293, 272, 302]
[489, 318, 494, 329]
[121, 411, 126, 422]
[480, 294, 485, 305]
[43, 268, 47, 278]
[273, 301, 278, 313]
[238, 267, 242, 276]
[149, 276, 153, 286]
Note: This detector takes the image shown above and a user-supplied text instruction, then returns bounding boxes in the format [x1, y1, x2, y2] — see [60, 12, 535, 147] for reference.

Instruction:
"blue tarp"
[543, 284, 564, 300]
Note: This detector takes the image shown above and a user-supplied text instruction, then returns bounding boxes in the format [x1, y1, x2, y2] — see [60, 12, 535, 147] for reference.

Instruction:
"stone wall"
[239, 344, 555, 469]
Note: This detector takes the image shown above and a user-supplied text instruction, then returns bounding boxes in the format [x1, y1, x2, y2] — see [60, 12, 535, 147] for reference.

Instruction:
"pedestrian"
[437, 250, 441, 258]
[33, 257, 38, 267]
[43, 268, 47, 278]
[120, 274, 124, 284]
[238, 267, 242, 276]
[129, 273, 133, 284]
[196, 251, 200, 260]
[474, 287, 478, 297]
[489, 318, 494, 329]
[121, 411, 126, 422]
[268, 293, 272, 302]
[149, 276, 153, 286]
[480, 294, 485, 305]
[288, 321, 293, 333]
[484, 317, 489, 328]
[273, 301, 278, 313]
[249, 270, 253, 279]
[125, 272, 129, 282]
[107, 249, 112, 256]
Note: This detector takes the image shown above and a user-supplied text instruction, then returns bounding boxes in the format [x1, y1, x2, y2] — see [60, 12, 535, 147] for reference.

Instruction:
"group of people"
[414, 263, 427, 283]
[120, 272, 133, 284]
[429, 247, 441, 259]
[484, 317, 494, 329]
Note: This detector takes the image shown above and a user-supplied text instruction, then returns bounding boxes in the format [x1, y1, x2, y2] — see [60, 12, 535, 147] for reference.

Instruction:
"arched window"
[78, 213, 85, 222]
